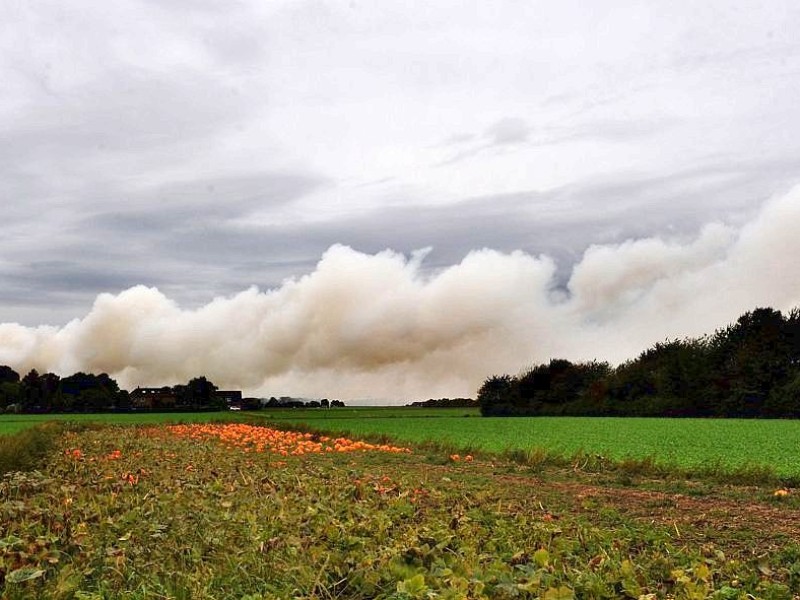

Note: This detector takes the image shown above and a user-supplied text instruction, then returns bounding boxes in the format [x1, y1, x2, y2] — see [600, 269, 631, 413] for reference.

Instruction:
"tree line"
[0, 369, 229, 413]
[261, 397, 346, 408]
[405, 398, 478, 408]
[479, 306, 800, 418]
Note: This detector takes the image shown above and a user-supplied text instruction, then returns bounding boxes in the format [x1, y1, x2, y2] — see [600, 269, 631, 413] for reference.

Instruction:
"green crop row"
[257, 411, 800, 479]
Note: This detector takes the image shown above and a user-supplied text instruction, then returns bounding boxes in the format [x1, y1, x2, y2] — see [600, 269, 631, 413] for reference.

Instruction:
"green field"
[4, 408, 800, 477]
[256, 409, 800, 478]
[0, 408, 463, 436]
[0, 411, 248, 435]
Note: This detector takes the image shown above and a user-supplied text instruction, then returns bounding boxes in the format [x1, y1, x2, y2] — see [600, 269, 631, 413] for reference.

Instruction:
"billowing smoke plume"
[2, 186, 800, 402]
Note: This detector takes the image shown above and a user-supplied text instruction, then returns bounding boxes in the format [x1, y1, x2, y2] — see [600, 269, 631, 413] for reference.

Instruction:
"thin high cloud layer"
[1, 186, 799, 402]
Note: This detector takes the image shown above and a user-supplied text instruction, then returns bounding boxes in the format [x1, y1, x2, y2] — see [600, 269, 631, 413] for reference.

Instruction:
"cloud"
[0, 155, 786, 328]
[438, 117, 532, 164]
[438, 113, 672, 167]
[567, 223, 736, 318]
[3, 0, 800, 378]
[85, 171, 327, 232]
[1, 184, 799, 403]
[485, 117, 530, 146]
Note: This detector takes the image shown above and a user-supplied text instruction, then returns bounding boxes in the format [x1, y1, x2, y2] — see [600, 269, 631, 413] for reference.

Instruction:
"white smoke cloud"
[2, 185, 800, 403]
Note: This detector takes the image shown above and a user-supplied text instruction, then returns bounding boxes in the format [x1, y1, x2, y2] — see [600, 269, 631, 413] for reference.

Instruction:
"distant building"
[131, 386, 244, 410]
[216, 390, 243, 408]
[130, 387, 176, 410]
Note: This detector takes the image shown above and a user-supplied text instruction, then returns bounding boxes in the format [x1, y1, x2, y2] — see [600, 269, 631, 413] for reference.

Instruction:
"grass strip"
[0, 421, 95, 476]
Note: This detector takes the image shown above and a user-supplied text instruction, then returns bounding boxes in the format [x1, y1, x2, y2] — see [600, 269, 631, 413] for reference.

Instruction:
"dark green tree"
[21, 369, 60, 411]
[708, 308, 792, 416]
[0, 381, 21, 410]
[478, 374, 516, 416]
[60, 372, 120, 412]
[186, 376, 218, 409]
[0, 366, 20, 384]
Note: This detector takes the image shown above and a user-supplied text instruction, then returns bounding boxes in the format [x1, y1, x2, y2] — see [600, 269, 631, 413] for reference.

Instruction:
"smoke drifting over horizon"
[1, 187, 799, 403]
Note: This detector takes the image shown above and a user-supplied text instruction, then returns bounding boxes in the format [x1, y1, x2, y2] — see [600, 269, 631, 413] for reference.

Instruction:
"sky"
[2, 1, 800, 402]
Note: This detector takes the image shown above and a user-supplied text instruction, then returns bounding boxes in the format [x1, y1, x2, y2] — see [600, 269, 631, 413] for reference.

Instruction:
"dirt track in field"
[494, 470, 800, 553]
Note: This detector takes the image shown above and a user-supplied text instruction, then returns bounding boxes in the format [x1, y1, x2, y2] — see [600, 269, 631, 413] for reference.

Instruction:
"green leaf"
[6, 567, 46, 583]
[397, 573, 427, 595]
[0, 535, 24, 549]
[533, 548, 550, 568]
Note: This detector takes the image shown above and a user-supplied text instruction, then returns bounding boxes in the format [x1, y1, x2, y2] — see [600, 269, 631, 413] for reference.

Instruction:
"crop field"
[6, 409, 800, 479]
[0, 408, 469, 437]
[258, 410, 800, 479]
[0, 411, 250, 436]
[3, 421, 800, 598]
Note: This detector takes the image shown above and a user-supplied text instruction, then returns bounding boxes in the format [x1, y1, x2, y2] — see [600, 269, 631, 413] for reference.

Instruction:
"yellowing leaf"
[6, 567, 45, 584]
[543, 585, 575, 600]
[533, 548, 550, 568]
[397, 573, 427, 595]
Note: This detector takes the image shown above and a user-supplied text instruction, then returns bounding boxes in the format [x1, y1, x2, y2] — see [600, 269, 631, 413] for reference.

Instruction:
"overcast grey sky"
[2, 1, 800, 400]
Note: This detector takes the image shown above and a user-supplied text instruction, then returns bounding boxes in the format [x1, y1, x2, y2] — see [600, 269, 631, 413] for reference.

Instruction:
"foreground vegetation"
[3, 422, 800, 598]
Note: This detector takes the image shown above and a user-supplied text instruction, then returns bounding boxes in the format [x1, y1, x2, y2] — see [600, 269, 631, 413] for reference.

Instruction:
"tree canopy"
[480, 306, 800, 418]
[0, 370, 229, 413]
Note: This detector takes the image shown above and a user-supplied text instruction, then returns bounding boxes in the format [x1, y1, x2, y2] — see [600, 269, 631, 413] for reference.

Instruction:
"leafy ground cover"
[3, 422, 800, 598]
[258, 411, 800, 480]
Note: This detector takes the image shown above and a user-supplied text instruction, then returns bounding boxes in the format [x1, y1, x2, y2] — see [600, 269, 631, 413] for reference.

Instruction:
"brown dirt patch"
[493, 470, 800, 553]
